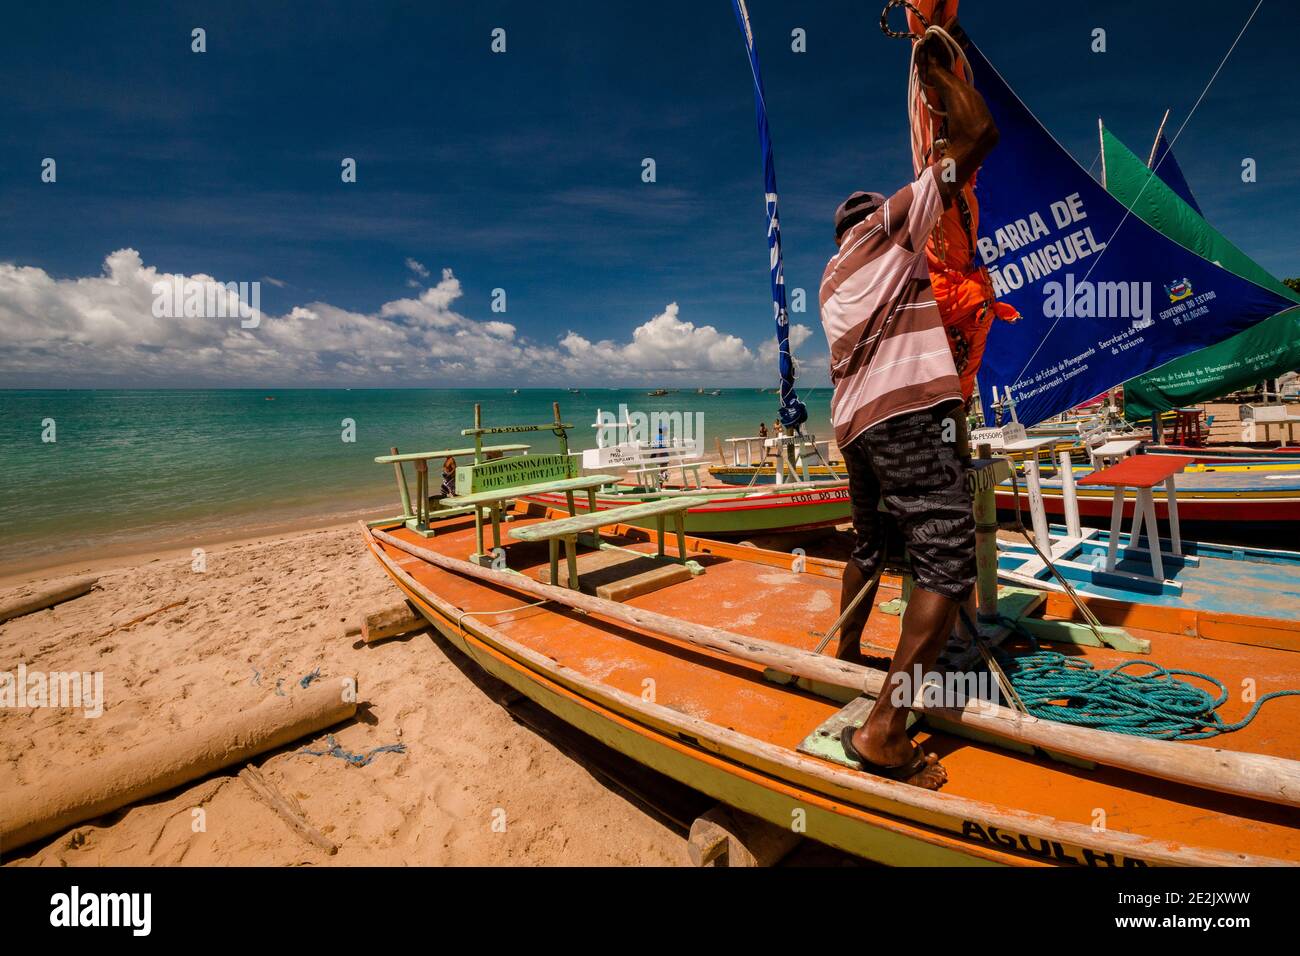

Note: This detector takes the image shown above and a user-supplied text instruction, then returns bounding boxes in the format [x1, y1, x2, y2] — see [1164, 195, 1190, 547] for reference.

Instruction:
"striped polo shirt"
[819, 166, 962, 448]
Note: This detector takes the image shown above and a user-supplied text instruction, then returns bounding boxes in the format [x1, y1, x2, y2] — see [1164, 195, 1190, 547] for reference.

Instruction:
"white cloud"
[758, 322, 815, 364]
[556, 303, 753, 376]
[0, 249, 826, 386]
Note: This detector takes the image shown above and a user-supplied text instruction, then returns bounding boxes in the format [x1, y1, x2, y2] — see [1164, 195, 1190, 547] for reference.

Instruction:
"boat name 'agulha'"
[962, 821, 1149, 867]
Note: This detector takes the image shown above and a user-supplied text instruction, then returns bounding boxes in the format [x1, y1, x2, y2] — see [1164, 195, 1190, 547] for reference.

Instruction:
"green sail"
[1099, 127, 1300, 421]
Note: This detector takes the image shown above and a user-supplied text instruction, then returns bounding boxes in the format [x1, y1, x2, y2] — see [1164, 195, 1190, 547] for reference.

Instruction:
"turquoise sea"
[0, 388, 835, 572]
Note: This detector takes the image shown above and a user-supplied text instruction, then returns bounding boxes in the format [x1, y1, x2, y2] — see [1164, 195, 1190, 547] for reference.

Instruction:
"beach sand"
[0, 523, 693, 866]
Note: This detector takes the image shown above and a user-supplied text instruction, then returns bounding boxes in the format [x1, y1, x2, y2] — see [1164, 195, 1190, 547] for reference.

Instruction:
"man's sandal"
[840, 726, 931, 781]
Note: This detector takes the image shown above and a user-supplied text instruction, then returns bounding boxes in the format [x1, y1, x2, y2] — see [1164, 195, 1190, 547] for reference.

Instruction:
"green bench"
[372, 443, 532, 535]
[509, 495, 708, 589]
[440, 451, 621, 565]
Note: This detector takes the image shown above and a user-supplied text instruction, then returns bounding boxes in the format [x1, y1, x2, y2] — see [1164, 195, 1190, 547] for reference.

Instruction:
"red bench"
[1078, 455, 1196, 581]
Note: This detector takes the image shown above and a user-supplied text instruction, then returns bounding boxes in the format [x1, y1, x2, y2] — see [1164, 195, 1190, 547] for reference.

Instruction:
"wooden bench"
[442, 456, 620, 565]
[372, 443, 532, 534]
[723, 436, 767, 467]
[509, 496, 708, 589]
[1242, 403, 1300, 443]
[1078, 454, 1195, 583]
[626, 451, 708, 489]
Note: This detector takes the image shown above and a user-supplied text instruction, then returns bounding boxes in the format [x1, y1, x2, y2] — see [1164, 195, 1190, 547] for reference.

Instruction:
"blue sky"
[1, 0, 1295, 387]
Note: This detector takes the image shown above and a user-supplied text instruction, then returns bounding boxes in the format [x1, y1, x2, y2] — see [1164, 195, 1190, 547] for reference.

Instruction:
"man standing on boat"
[817, 32, 998, 790]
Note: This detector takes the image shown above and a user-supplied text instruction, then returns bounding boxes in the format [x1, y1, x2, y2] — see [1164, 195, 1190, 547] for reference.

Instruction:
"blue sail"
[968, 42, 1293, 426]
[730, 0, 806, 430]
[1149, 131, 1203, 216]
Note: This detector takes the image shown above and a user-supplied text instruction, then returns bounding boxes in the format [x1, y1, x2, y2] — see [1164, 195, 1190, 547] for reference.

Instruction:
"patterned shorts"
[842, 400, 976, 602]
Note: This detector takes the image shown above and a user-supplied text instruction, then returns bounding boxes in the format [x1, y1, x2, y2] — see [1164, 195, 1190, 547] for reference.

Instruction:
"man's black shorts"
[841, 400, 976, 602]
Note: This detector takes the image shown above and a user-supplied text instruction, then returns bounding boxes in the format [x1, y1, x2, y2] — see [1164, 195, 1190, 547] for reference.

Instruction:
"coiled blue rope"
[992, 636, 1300, 740]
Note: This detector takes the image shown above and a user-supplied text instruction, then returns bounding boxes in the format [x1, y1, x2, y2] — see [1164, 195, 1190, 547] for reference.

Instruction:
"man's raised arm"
[916, 35, 999, 205]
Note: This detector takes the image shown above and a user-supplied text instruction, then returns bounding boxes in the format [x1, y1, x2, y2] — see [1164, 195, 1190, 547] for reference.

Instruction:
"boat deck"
[998, 530, 1300, 618]
[366, 506, 1300, 866]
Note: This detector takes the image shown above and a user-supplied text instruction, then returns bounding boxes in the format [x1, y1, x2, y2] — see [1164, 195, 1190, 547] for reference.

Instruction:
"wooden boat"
[708, 462, 848, 485]
[996, 524, 1300, 620]
[521, 481, 851, 537]
[362, 404, 1300, 866]
[1148, 443, 1300, 463]
[997, 464, 1300, 535]
[361, 503, 1300, 867]
[709, 437, 1081, 486]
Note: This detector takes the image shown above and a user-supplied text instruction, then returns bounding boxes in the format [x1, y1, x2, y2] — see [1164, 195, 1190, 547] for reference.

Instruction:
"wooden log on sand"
[0, 576, 98, 624]
[0, 679, 357, 852]
[688, 804, 801, 867]
[360, 600, 426, 644]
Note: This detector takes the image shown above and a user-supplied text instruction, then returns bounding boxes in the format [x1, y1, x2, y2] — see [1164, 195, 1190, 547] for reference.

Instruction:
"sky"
[1, 0, 1296, 388]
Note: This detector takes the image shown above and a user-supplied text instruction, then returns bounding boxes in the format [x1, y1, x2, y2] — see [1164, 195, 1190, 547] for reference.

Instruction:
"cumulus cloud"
[556, 304, 753, 375]
[758, 322, 815, 364]
[0, 249, 824, 387]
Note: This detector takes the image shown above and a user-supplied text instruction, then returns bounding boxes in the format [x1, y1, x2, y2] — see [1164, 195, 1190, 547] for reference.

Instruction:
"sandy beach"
[0, 523, 696, 866]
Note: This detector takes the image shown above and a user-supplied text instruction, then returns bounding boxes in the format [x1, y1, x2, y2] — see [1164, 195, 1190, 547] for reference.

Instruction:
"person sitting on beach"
[439, 457, 457, 498]
[817, 31, 998, 790]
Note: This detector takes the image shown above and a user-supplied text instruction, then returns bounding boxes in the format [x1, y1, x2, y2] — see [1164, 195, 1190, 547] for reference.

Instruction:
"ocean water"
[0, 388, 835, 570]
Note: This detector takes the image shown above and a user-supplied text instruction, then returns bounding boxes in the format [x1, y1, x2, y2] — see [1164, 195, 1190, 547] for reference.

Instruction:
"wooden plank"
[443, 474, 618, 508]
[359, 600, 428, 643]
[510, 496, 708, 542]
[374, 444, 530, 464]
[687, 804, 801, 867]
[239, 765, 338, 855]
[1015, 616, 1151, 654]
[370, 526, 1300, 811]
[536, 548, 695, 601]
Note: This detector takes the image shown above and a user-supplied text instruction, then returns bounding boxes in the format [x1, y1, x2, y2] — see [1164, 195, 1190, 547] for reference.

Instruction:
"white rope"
[907, 25, 972, 175]
[456, 598, 551, 631]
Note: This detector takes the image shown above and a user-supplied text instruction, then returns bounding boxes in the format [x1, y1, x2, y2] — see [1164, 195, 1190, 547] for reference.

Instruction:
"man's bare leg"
[834, 559, 881, 664]
[850, 586, 957, 788]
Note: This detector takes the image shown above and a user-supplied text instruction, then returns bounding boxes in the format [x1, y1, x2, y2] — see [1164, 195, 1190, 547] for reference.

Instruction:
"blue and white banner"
[731, 0, 805, 429]
[968, 42, 1292, 426]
